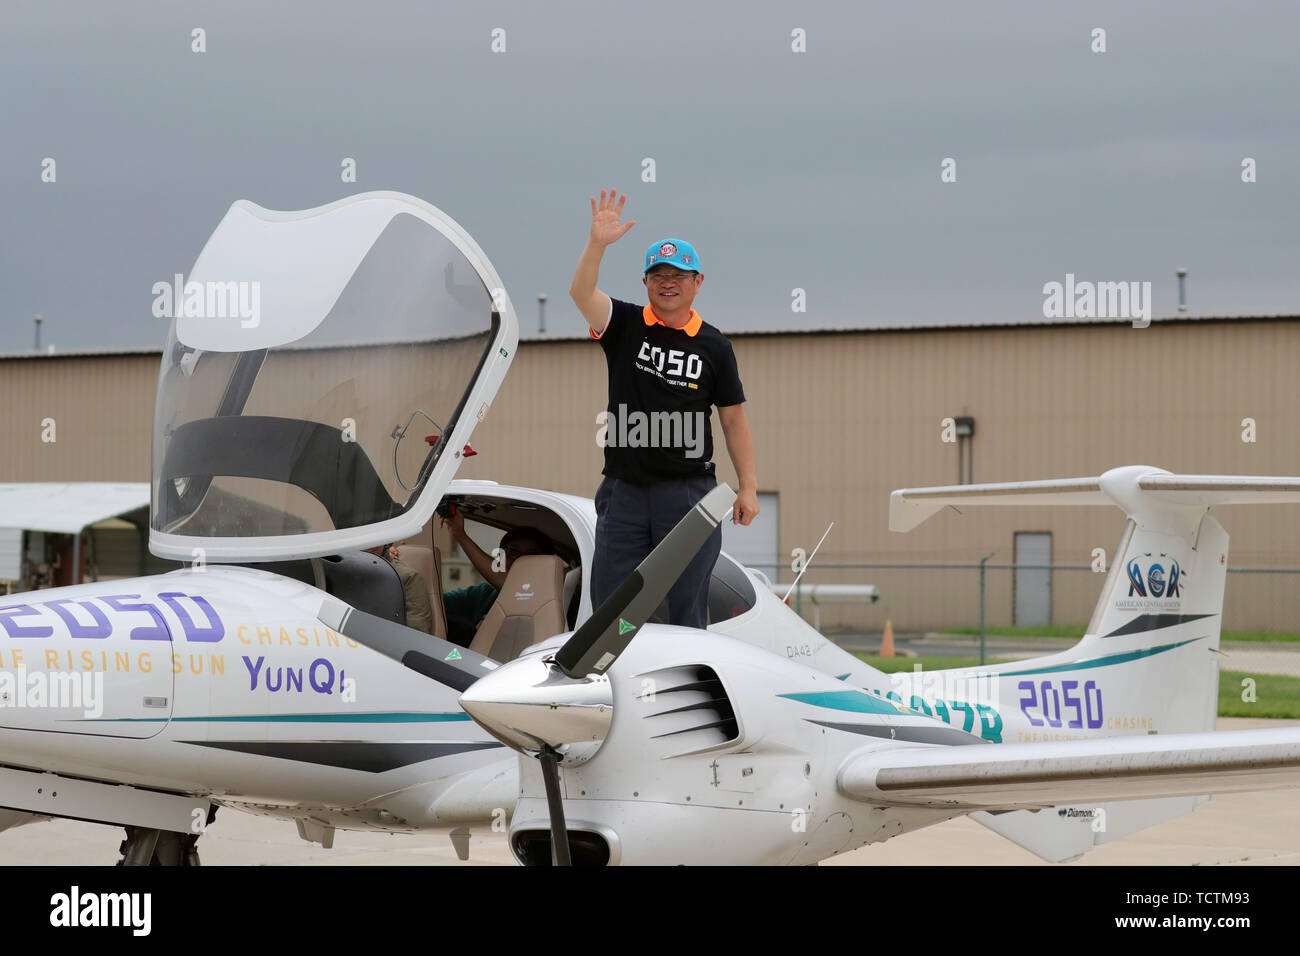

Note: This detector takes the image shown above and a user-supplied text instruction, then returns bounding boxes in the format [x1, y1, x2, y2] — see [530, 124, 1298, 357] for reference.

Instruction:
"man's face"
[643, 265, 703, 319]
[503, 538, 542, 571]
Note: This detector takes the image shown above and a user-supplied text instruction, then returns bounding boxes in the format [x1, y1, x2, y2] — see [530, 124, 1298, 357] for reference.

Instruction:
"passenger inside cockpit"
[364, 541, 435, 635]
[438, 512, 555, 647]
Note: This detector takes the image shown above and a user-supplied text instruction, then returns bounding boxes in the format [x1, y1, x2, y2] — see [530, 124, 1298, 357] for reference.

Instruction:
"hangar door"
[1013, 532, 1051, 627]
[721, 493, 779, 578]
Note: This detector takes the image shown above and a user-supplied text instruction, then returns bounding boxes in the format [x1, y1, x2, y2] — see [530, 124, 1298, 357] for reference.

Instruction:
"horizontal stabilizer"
[890, 465, 1300, 532]
[889, 477, 1105, 532]
[1137, 473, 1300, 507]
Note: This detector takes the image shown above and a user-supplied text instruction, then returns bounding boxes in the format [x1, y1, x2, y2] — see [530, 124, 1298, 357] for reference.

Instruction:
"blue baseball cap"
[644, 238, 701, 274]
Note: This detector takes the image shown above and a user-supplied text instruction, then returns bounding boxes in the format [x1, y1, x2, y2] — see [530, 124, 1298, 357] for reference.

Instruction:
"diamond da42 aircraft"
[0, 191, 841, 864]
[3, 192, 1300, 865]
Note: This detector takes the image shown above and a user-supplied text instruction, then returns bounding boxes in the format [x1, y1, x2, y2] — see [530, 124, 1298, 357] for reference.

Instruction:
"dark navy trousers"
[591, 474, 721, 629]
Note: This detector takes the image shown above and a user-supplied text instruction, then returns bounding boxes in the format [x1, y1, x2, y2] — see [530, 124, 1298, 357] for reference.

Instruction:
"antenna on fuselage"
[783, 521, 834, 603]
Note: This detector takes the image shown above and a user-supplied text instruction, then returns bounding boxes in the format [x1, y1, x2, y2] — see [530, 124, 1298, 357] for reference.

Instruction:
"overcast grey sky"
[2, 0, 1296, 351]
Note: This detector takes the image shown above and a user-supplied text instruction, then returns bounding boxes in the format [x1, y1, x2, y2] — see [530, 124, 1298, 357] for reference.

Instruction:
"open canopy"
[149, 192, 518, 562]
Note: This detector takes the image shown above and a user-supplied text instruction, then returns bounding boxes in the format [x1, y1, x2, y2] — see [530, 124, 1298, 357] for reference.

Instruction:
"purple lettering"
[0, 604, 53, 638]
[242, 655, 264, 690]
[309, 658, 335, 694]
[265, 666, 283, 691]
[285, 668, 303, 693]
[1018, 680, 1042, 727]
[1084, 680, 1104, 729]
[101, 595, 170, 641]
[158, 592, 224, 643]
[1040, 681, 1062, 728]
[1062, 680, 1083, 729]
[44, 599, 112, 639]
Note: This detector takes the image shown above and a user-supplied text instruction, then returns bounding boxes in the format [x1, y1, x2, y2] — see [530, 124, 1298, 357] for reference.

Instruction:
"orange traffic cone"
[880, 619, 895, 658]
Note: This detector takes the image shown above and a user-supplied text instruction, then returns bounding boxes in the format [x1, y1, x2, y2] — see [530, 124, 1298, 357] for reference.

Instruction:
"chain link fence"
[748, 561, 1300, 678]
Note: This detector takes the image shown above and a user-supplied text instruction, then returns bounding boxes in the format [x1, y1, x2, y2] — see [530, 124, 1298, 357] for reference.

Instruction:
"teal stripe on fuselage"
[995, 637, 1204, 677]
[779, 690, 914, 716]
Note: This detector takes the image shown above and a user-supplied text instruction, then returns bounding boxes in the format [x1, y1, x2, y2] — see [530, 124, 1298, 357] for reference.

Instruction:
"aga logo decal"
[1117, 552, 1186, 609]
[1127, 554, 1183, 598]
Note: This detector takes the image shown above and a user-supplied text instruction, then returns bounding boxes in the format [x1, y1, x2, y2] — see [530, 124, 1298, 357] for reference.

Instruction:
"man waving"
[570, 188, 759, 628]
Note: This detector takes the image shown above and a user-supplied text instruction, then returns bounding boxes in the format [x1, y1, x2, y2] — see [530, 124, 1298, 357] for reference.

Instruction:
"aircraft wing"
[838, 727, 1300, 809]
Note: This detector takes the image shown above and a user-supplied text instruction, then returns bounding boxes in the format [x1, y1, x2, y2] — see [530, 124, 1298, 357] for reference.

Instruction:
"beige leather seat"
[469, 555, 567, 662]
[395, 545, 449, 639]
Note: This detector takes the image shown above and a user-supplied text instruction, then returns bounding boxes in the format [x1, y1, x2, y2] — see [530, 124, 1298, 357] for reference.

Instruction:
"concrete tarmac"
[1, 718, 1295, 866]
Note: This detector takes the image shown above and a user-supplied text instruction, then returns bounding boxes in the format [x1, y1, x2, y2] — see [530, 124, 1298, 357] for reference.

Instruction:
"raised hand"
[589, 188, 636, 247]
[439, 509, 465, 541]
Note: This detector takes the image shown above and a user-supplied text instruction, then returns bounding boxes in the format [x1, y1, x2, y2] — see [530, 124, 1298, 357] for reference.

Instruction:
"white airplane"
[456, 471, 1300, 864]
[0, 191, 827, 865]
[4, 190, 1298, 867]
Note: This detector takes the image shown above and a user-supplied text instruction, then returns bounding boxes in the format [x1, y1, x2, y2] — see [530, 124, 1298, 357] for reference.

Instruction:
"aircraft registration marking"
[1018, 679, 1104, 729]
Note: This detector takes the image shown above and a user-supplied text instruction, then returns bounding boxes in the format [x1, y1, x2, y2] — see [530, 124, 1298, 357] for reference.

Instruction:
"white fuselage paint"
[0, 479, 1227, 856]
[0, 483, 847, 833]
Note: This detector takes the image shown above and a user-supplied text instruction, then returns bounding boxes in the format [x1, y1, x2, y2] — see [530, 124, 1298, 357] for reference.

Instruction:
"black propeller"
[554, 484, 736, 677]
[315, 596, 496, 691]
[326, 483, 738, 865]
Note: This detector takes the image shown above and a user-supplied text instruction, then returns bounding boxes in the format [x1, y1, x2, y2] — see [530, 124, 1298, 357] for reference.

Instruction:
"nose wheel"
[116, 807, 216, 866]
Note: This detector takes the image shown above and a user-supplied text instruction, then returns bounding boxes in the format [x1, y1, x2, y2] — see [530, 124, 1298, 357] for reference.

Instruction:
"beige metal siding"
[0, 354, 158, 483]
[3, 319, 1297, 631]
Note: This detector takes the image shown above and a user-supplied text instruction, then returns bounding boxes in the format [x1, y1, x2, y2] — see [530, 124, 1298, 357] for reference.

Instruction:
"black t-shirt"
[592, 297, 746, 481]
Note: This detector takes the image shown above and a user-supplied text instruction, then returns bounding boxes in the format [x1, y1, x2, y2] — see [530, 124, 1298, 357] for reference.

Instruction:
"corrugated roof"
[0, 346, 163, 361]
[3, 312, 1295, 356]
[521, 312, 1300, 341]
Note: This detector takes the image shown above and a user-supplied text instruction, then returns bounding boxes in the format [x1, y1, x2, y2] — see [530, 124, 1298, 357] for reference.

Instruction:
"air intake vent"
[641, 664, 739, 757]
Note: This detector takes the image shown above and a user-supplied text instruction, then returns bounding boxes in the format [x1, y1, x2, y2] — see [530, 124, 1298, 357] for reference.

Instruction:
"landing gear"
[117, 807, 217, 866]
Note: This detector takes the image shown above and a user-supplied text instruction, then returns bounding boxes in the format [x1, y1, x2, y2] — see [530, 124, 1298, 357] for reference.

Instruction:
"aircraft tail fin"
[891, 465, 1300, 860]
[891, 464, 1300, 733]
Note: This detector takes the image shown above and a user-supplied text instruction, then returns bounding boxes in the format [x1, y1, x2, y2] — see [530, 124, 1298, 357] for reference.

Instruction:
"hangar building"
[2, 312, 1296, 633]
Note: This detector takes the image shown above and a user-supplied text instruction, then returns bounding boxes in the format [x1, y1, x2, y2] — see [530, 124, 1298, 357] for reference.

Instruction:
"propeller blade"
[538, 746, 572, 866]
[316, 595, 498, 692]
[554, 483, 736, 678]
[458, 483, 734, 865]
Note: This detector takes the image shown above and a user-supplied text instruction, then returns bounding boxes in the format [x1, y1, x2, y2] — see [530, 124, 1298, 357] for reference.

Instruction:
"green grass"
[942, 626, 1300, 643]
[944, 626, 1084, 639]
[1220, 631, 1300, 643]
[853, 656, 1300, 719]
[1218, 671, 1300, 719]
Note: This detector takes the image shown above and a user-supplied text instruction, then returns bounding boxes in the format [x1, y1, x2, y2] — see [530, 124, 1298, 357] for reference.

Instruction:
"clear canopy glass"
[151, 198, 503, 547]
